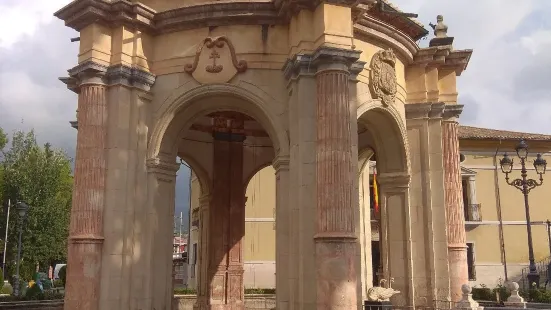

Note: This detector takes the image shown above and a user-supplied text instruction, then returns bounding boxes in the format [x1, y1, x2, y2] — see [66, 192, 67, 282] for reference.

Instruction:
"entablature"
[413, 46, 473, 76]
[55, 0, 427, 43]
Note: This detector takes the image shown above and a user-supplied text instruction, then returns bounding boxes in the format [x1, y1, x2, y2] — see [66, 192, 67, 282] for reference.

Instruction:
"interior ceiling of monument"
[182, 111, 274, 147]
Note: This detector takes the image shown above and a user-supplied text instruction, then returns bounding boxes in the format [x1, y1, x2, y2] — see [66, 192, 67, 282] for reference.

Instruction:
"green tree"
[0, 129, 73, 282]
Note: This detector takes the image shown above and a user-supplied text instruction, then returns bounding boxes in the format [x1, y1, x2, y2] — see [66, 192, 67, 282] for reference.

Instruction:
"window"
[462, 180, 470, 220]
[466, 243, 476, 281]
[193, 243, 198, 265]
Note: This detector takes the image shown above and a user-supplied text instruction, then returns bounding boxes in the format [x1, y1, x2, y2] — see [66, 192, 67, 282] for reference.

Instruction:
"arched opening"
[243, 166, 276, 290]
[357, 106, 412, 305]
[146, 86, 288, 310]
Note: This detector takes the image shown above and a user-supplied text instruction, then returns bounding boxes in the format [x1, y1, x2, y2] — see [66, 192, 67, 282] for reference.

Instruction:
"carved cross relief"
[185, 36, 248, 84]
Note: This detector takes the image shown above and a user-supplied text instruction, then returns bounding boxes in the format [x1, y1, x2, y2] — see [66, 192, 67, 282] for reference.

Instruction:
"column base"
[448, 245, 468, 302]
[315, 237, 358, 310]
[363, 301, 392, 310]
[64, 240, 103, 310]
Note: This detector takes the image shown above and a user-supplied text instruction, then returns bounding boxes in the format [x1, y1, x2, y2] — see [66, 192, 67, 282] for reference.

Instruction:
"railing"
[466, 203, 482, 222]
[520, 256, 551, 290]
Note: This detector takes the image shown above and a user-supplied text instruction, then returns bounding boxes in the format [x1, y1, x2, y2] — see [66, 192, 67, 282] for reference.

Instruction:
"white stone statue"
[366, 278, 401, 302]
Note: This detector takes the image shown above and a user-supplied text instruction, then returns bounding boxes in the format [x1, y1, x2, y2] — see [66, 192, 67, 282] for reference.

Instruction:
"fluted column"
[206, 116, 246, 310]
[65, 78, 107, 310]
[314, 55, 359, 310]
[442, 105, 468, 302]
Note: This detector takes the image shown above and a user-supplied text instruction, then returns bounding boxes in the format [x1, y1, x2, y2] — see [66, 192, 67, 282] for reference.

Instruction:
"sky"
[1, 0, 551, 228]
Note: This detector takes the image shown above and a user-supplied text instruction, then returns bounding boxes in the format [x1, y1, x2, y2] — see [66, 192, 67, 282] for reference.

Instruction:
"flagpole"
[3, 199, 11, 280]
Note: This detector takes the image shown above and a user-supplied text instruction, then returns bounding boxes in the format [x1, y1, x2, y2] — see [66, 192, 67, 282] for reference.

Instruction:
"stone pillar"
[273, 155, 290, 310]
[195, 194, 211, 309]
[358, 158, 373, 299]
[206, 116, 245, 310]
[65, 73, 107, 310]
[467, 176, 477, 205]
[314, 53, 359, 310]
[442, 105, 468, 302]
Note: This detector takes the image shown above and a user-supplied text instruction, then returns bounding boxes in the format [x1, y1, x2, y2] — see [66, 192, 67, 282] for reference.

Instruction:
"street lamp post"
[499, 140, 547, 288]
[13, 201, 29, 297]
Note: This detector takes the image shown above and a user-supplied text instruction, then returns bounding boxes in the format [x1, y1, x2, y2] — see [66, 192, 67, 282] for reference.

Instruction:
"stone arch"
[148, 83, 289, 162]
[358, 147, 375, 172]
[243, 161, 274, 194]
[178, 152, 212, 196]
[356, 103, 413, 306]
[357, 102, 409, 174]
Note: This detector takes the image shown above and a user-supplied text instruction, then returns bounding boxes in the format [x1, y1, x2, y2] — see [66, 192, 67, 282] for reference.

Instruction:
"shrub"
[520, 288, 551, 303]
[53, 279, 64, 288]
[0, 268, 4, 285]
[472, 286, 493, 301]
[0, 284, 13, 295]
[24, 283, 43, 300]
[42, 290, 64, 300]
[174, 288, 196, 295]
[59, 266, 67, 286]
[244, 288, 275, 294]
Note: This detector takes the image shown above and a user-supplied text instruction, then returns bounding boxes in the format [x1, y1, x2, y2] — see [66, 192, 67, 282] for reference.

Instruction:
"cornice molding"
[272, 155, 290, 172]
[405, 102, 464, 122]
[283, 47, 365, 80]
[413, 46, 473, 76]
[145, 156, 180, 176]
[54, 0, 155, 32]
[59, 61, 156, 93]
[54, 0, 426, 46]
[405, 102, 445, 120]
[354, 16, 417, 63]
[377, 172, 410, 188]
[55, 0, 283, 34]
[156, 2, 283, 33]
[442, 104, 464, 121]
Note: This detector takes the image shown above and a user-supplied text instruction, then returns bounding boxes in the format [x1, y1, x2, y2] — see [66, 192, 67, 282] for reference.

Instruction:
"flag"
[373, 168, 380, 215]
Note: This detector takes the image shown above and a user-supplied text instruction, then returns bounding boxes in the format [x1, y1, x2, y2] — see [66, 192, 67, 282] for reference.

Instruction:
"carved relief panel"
[370, 49, 397, 106]
[185, 36, 247, 84]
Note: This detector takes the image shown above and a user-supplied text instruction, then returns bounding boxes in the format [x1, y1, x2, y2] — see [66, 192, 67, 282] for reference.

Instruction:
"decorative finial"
[429, 15, 454, 47]
[429, 15, 448, 38]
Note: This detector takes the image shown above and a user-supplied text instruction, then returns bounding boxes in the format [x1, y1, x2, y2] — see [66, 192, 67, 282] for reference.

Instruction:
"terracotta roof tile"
[458, 125, 551, 141]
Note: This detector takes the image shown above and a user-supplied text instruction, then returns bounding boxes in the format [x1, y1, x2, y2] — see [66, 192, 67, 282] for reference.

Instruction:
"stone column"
[467, 176, 477, 205]
[207, 116, 246, 310]
[195, 194, 211, 309]
[273, 155, 290, 310]
[65, 72, 107, 310]
[358, 160, 373, 299]
[314, 51, 360, 310]
[442, 105, 468, 302]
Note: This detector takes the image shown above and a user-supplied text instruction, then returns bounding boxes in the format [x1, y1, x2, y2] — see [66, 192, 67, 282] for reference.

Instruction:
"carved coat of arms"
[184, 36, 247, 84]
[370, 49, 397, 106]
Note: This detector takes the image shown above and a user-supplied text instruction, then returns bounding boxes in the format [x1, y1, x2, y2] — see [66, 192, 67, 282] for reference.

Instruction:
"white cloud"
[520, 30, 551, 55]
[0, 0, 71, 48]
[392, 0, 551, 134]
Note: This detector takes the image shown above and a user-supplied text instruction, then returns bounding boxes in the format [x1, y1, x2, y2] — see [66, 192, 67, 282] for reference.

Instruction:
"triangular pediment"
[461, 166, 477, 176]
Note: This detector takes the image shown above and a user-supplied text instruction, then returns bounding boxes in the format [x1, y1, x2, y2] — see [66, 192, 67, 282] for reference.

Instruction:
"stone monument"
[53, 1, 473, 309]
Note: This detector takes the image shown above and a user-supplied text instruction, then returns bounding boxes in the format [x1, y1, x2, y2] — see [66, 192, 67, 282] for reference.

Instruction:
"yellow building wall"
[244, 166, 276, 262]
[461, 144, 551, 286]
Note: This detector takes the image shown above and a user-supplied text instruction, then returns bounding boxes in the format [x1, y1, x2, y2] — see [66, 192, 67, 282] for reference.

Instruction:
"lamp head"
[515, 139, 529, 159]
[534, 153, 547, 175]
[500, 153, 513, 174]
[15, 201, 29, 218]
